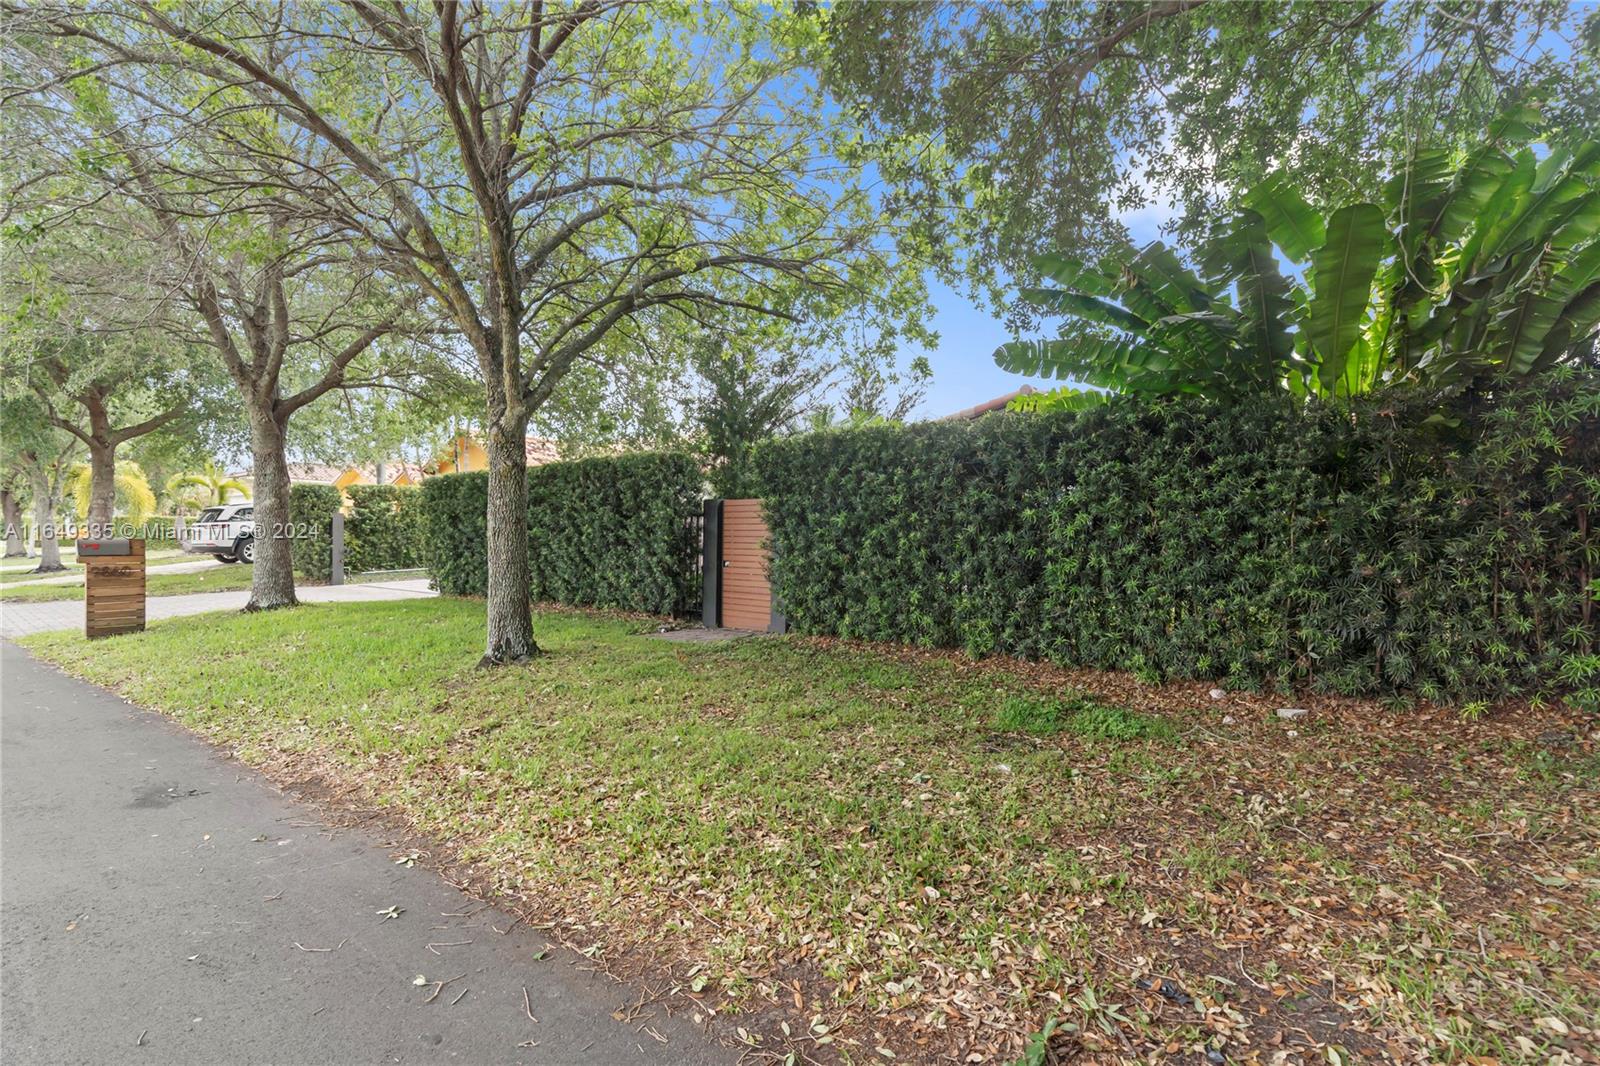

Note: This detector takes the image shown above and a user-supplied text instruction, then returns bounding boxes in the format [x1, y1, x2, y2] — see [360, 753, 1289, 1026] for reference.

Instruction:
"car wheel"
[236, 537, 255, 564]
[214, 553, 238, 564]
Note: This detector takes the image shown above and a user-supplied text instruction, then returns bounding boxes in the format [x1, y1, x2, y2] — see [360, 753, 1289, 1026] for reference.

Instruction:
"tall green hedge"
[288, 483, 341, 579]
[754, 371, 1600, 705]
[420, 473, 487, 596]
[346, 485, 423, 573]
[420, 452, 703, 615]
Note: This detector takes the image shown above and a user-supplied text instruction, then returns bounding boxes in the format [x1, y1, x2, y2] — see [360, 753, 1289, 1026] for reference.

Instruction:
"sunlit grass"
[22, 598, 1598, 1061]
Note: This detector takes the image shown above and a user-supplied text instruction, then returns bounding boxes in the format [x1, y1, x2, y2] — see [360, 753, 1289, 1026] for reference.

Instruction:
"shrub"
[420, 452, 704, 615]
[419, 471, 488, 596]
[346, 485, 423, 574]
[756, 371, 1599, 704]
[288, 483, 341, 579]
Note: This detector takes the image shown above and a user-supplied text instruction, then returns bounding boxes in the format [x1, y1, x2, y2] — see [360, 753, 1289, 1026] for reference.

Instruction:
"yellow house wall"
[434, 436, 488, 475]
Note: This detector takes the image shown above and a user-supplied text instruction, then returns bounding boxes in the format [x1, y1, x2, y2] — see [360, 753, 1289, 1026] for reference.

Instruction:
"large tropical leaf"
[1245, 172, 1326, 262]
[1487, 238, 1600, 376]
[1433, 148, 1517, 249]
[1006, 386, 1109, 413]
[993, 335, 1154, 384]
[1200, 210, 1295, 367]
[1128, 242, 1213, 313]
[1458, 149, 1535, 279]
[1031, 253, 1115, 295]
[1019, 288, 1148, 332]
[1306, 203, 1388, 392]
[1001, 107, 1590, 406]
[1494, 140, 1600, 263]
[1541, 281, 1600, 367]
[1384, 148, 1455, 258]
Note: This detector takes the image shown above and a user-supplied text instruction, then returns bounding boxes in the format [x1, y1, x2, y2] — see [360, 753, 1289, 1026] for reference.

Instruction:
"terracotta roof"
[281, 463, 348, 485]
[233, 460, 424, 486]
[939, 385, 1037, 421]
[524, 436, 560, 465]
[383, 461, 425, 484]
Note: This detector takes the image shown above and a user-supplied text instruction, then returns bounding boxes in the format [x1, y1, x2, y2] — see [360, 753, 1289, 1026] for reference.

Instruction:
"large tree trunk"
[481, 414, 536, 664]
[85, 441, 117, 535]
[27, 468, 64, 572]
[2, 489, 27, 557]
[244, 410, 298, 611]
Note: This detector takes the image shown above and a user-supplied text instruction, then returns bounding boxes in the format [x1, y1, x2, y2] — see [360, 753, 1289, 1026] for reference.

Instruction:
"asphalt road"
[0, 641, 731, 1065]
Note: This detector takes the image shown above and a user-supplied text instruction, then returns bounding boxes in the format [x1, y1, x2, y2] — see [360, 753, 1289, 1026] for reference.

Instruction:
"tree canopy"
[823, 1, 1599, 303]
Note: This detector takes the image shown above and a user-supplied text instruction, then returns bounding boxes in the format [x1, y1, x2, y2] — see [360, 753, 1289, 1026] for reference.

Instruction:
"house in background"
[425, 434, 560, 475]
[224, 434, 557, 502]
[226, 460, 427, 501]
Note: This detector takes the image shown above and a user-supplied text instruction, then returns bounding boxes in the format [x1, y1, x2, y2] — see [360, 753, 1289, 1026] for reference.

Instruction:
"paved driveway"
[0, 641, 729, 1065]
[0, 579, 437, 639]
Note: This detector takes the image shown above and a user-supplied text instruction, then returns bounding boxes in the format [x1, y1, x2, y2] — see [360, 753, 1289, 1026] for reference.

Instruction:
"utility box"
[76, 537, 145, 639]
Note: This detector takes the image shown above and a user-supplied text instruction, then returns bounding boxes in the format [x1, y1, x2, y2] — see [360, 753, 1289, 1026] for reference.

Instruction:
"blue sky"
[906, 207, 1168, 419]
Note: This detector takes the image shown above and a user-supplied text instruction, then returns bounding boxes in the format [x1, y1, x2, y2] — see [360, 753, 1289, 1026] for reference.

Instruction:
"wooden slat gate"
[701, 498, 785, 633]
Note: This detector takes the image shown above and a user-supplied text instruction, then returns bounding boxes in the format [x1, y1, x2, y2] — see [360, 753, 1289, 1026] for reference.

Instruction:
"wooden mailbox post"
[76, 537, 146, 638]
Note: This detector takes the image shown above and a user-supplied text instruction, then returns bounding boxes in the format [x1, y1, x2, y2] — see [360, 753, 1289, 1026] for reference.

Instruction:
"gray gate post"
[330, 512, 345, 586]
[700, 498, 722, 628]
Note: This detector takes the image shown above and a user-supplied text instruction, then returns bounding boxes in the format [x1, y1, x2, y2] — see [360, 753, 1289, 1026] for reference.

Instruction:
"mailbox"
[77, 538, 134, 557]
[76, 537, 145, 638]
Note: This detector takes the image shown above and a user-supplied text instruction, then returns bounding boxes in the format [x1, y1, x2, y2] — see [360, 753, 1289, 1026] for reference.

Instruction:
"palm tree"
[166, 460, 249, 514]
[67, 460, 157, 524]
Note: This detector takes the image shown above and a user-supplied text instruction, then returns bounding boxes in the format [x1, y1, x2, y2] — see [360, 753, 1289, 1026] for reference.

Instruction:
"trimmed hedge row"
[288, 483, 341, 579]
[754, 371, 1600, 705]
[346, 485, 423, 574]
[421, 452, 703, 615]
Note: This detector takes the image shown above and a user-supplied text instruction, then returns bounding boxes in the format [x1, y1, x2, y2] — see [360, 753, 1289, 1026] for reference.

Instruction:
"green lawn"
[24, 601, 1599, 1063]
[0, 565, 261, 602]
[0, 548, 194, 585]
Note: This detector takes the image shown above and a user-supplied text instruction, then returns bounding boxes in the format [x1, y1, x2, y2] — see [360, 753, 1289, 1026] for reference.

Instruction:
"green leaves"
[1305, 204, 1387, 393]
[345, 485, 424, 574]
[288, 484, 342, 580]
[756, 371, 1598, 701]
[994, 244, 1264, 399]
[422, 454, 701, 614]
[1006, 386, 1109, 413]
[1245, 174, 1325, 262]
[1202, 209, 1295, 367]
[1000, 107, 1600, 407]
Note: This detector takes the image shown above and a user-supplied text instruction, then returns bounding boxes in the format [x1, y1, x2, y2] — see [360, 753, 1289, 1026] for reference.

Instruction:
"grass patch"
[0, 566, 283, 602]
[995, 693, 1176, 741]
[21, 600, 1598, 1063]
[0, 549, 197, 586]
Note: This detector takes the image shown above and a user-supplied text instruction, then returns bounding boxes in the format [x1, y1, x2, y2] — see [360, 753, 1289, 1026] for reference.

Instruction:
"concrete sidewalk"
[0, 641, 730, 1065]
[0, 578, 437, 639]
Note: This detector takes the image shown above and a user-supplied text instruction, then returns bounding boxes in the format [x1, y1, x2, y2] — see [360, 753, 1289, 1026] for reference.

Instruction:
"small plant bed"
[24, 601, 1598, 1064]
[0, 566, 283, 602]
